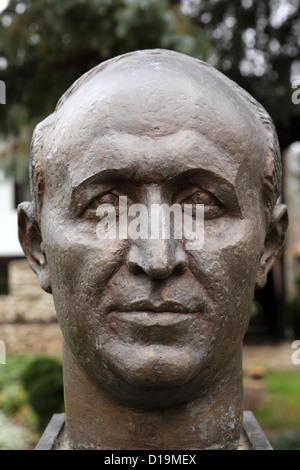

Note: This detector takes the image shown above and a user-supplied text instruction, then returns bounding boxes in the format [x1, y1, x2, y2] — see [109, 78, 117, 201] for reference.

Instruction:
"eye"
[179, 189, 224, 220]
[83, 192, 120, 219]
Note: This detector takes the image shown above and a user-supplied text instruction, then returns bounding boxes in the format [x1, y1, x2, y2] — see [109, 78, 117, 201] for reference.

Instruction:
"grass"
[0, 354, 63, 449]
[248, 369, 300, 450]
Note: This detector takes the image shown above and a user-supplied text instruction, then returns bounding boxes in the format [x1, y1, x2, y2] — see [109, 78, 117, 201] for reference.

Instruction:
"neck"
[62, 340, 243, 450]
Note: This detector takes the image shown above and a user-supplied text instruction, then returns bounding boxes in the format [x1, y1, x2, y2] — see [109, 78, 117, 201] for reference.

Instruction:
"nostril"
[127, 260, 145, 276]
[126, 241, 189, 279]
[127, 259, 187, 278]
[173, 261, 188, 275]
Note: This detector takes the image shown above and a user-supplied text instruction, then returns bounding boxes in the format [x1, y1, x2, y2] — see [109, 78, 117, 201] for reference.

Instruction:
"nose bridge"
[142, 236, 176, 276]
[126, 186, 189, 279]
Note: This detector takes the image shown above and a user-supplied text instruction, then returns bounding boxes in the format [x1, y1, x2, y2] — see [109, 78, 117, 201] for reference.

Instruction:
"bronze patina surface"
[18, 49, 288, 450]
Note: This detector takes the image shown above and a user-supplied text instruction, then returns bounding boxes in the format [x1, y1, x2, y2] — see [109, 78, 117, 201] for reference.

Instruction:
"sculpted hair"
[29, 49, 281, 225]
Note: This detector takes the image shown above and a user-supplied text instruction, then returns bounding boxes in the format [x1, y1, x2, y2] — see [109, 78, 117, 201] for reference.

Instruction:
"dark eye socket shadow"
[68, 168, 243, 219]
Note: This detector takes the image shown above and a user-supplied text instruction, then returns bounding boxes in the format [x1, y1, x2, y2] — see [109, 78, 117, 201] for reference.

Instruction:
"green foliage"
[269, 432, 300, 450]
[0, 382, 27, 415]
[1, 0, 299, 183]
[0, 0, 210, 136]
[183, 0, 300, 150]
[20, 356, 64, 431]
[0, 355, 64, 428]
[254, 370, 300, 438]
[0, 354, 63, 444]
[0, 354, 43, 447]
[0, 354, 35, 389]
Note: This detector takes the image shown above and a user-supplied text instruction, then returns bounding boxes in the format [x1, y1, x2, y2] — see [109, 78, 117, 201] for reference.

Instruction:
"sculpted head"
[18, 50, 288, 411]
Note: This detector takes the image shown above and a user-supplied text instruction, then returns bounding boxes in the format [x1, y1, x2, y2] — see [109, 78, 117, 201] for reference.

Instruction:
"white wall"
[0, 170, 24, 256]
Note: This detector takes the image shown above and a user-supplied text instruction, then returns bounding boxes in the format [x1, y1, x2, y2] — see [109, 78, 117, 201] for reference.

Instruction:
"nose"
[126, 238, 189, 280]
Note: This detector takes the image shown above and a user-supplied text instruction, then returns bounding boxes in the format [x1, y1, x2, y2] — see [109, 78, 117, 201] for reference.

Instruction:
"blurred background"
[0, 0, 299, 450]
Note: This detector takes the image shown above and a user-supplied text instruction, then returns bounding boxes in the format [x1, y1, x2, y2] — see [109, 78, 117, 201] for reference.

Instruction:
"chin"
[86, 343, 213, 408]
[105, 344, 205, 384]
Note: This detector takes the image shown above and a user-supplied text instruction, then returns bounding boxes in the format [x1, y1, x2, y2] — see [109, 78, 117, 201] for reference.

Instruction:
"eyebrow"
[69, 170, 123, 216]
[69, 167, 243, 218]
[169, 169, 242, 217]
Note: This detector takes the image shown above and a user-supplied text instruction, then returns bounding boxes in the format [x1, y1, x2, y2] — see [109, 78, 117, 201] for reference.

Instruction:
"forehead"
[42, 53, 267, 196]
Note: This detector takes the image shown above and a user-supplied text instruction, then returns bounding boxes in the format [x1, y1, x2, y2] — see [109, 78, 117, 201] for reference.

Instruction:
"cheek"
[41, 217, 128, 323]
[203, 217, 264, 277]
[190, 218, 264, 330]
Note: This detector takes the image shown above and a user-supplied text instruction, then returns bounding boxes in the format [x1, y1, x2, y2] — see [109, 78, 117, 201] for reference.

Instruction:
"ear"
[255, 201, 288, 290]
[17, 202, 52, 294]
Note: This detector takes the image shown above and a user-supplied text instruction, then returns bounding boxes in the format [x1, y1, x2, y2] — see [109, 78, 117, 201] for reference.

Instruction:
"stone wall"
[0, 259, 62, 355]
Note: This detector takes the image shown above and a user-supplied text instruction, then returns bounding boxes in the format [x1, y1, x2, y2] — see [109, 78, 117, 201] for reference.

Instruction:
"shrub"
[20, 356, 64, 431]
[269, 432, 300, 450]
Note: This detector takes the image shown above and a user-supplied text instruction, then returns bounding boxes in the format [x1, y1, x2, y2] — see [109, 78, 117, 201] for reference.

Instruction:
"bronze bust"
[18, 49, 288, 450]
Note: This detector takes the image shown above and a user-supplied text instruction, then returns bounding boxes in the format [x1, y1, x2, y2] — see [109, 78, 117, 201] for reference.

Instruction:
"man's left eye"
[180, 190, 224, 219]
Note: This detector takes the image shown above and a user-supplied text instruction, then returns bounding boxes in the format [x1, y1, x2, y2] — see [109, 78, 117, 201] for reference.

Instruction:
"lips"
[112, 299, 204, 314]
[114, 311, 195, 326]
[107, 304, 202, 345]
[104, 295, 209, 345]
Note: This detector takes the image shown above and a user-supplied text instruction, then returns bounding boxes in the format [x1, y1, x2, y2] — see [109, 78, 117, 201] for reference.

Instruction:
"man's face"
[39, 65, 268, 407]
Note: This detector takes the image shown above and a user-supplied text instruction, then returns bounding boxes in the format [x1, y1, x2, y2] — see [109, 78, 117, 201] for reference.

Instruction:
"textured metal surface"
[35, 412, 272, 450]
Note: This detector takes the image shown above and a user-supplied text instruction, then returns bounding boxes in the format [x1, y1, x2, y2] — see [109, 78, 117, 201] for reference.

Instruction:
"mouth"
[105, 299, 207, 344]
[112, 311, 195, 327]
[113, 299, 203, 315]
[107, 303, 203, 344]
